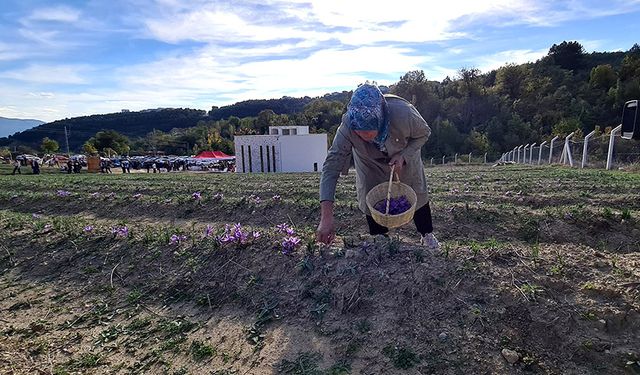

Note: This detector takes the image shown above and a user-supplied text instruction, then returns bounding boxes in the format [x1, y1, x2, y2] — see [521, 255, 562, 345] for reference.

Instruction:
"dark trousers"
[12, 166, 20, 174]
[366, 202, 434, 236]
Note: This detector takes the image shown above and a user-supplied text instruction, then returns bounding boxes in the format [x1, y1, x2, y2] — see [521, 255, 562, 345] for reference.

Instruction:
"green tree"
[82, 142, 98, 155]
[495, 64, 531, 98]
[548, 41, 585, 70]
[40, 137, 59, 154]
[87, 130, 130, 155]
[589, 64, 617, 90]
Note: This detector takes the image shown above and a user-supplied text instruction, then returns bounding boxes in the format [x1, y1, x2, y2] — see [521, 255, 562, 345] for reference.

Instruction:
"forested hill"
[1, 41, 639, 157]
[0, 109, 207, 152]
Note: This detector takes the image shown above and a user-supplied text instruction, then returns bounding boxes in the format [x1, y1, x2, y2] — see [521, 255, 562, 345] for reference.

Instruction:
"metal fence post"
[442, 155, 446, 165]
[484, 152, 488, 164]
[549, 136, 559, 164]
[518, 145, 523, 163]
[606, 125, 622, 170]
[561, 132, 575, 167]
[581, 130, 597, 168]
[523, 144, 530, 164]
[468, 152, 472, 163]
[529, 143, 536, 164]
[430, 158, 434, 166]
[538, 141, 547, 164]
[455, 153, 458, 163]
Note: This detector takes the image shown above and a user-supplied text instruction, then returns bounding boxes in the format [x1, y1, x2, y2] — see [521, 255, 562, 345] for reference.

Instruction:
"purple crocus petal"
[83, 225, 94, 233]
[252, 231, 261, 239]
[204, 225, 214, 238]
[285, 227, 296, 236]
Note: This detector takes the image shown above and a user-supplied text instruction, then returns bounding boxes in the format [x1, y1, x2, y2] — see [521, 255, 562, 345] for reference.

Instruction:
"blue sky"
[0, 0, 639, 123]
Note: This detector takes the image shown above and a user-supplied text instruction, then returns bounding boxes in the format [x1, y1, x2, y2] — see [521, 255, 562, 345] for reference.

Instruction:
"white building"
[234, 126, 327, 173]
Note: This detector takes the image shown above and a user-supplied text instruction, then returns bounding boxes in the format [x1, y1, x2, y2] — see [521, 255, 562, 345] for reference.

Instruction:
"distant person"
[12, 159, 21, 175]
[317, 83, 439, 249]
[31, 159, 40, 174]
[67, 160, 73, 174]
[74, 161, 81, 173]
[152, 162, 158, 173]
[105, 161, 112, 174]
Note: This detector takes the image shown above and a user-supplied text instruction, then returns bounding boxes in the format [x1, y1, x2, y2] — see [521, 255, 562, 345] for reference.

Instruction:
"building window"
[272, 145, 276, 172]
[271, 129, 278, 135]
[291, 129, 297, 135]
[260, 145, 264, 173]
[266, 146, 271, 172]
[314, 162, 318, 172]
[248, 145, 253, 173]
[241, 145, 245, 173]
[282, 129, 290, 135]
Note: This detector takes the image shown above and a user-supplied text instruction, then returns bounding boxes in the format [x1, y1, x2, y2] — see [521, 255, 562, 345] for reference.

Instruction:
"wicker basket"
[365, 166, 417, 228]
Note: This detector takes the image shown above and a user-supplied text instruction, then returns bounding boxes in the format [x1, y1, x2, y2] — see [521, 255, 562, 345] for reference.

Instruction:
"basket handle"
[385, 164, 395, 215]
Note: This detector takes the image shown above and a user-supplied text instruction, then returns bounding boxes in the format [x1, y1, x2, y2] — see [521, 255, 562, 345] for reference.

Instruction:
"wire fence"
[502, 132, 640, 170]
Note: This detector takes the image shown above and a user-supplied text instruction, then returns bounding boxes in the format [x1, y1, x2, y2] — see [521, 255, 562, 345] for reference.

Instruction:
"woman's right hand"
[316, 216, 335, 245]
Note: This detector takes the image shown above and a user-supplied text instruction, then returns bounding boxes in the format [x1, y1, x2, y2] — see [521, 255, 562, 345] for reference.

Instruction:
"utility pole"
[64, 126, 71, 156]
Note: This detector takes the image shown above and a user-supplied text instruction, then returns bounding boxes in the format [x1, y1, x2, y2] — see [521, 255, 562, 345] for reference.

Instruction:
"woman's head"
[346, 84, 389, 149]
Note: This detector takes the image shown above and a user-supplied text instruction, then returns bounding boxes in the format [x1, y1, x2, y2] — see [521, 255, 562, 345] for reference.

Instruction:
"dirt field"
[0, 164, 639, 374]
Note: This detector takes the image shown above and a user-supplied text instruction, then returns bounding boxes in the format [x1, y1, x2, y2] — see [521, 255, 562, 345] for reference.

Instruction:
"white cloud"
[475, 49, 548, 73]
[24, 5, 82, 24]
[1, 64, 92, 85]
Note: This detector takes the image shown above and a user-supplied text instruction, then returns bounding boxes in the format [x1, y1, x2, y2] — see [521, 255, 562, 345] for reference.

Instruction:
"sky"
[0, 0, 639, 123]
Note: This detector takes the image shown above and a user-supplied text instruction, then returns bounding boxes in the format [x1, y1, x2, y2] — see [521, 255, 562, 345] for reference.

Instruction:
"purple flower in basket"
[374, 195, 411, 215]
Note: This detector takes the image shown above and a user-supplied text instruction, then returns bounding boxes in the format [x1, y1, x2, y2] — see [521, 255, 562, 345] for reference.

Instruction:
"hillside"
[0, 109, 207, 152]
[1, 42, 639, 157]
[0, 117, 44, 138]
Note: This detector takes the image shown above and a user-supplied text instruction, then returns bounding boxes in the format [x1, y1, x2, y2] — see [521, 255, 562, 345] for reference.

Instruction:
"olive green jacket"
[319, 94, 431, 215]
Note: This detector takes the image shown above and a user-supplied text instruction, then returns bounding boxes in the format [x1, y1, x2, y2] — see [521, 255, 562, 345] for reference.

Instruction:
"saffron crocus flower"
[192, 191, 202, 200]
[111, 226, 129, 238]
[249, 194, 261, 204]
[204, 224, 214, 238]
[252, 231, 261, 240]
[133, 193, 142, 199]
[57, 190, 71, 197]
[90, 192, 100, 198]
[169, 234, 187, 245]
[281, 236, 301, 255]
[272, 195, 281, 201]
[32, 213, 42, 219]
[213, 193, 224, 200]
[276, 223, 290, 233]
[83, 225, 94, 233]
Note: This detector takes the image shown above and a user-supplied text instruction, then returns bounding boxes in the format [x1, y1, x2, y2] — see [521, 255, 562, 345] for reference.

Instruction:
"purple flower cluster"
[169, 234, 188, 245]
[132, 193, 142, 199]
[276, 223, 296, 236]
[249, 194, 261, 204]
[281, 236, 301, 255]
[192, 191, 202, 200]
[57, 190, 71, 197]
[111, 226, 129, 238]
[83, 225, 94, 233]
[218, 223, 260, 246]
[374, 195, 411, 215]
[213, 193, 224, 200]
[276, 223, 300, 254]
[272, 195, 281, 201]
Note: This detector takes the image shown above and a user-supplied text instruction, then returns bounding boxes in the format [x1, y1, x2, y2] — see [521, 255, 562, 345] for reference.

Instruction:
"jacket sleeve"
[400, 104, 431, 158]
[319, 123, 353, 202]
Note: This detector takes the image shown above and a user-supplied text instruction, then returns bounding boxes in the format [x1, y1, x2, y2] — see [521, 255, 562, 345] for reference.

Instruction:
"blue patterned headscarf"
[346, 84, 389, 151]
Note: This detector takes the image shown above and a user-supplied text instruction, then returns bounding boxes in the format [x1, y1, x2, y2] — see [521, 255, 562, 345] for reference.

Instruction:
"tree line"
[2, 41, 639, 160]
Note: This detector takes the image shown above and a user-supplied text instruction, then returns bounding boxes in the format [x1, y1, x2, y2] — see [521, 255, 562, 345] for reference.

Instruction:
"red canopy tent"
[194, 151, 235, 160]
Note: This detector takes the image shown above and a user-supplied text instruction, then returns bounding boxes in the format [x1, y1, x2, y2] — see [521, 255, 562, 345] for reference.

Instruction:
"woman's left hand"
[388, 153, 405, 173]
